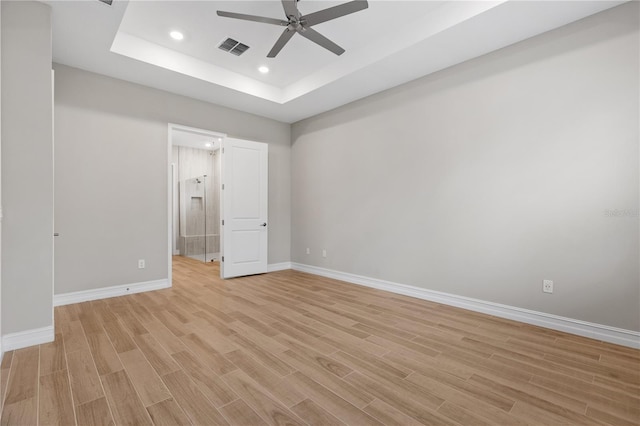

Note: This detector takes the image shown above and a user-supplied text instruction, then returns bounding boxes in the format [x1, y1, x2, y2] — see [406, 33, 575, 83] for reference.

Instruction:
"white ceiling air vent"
[218, 38, 250, 56]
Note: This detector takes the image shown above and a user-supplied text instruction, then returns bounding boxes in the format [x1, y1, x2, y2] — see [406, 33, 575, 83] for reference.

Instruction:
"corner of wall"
[1, 325, 54, 352]
[1, 0, 54, 341]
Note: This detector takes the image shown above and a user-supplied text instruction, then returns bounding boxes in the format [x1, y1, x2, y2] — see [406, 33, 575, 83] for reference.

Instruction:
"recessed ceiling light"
[169, 31, 184, 41]
[204, 142, 213, 148]
[258, 66, 269, 74]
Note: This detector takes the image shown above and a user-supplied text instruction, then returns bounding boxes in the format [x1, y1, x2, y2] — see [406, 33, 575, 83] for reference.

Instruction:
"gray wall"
[53, 64, 290, 294]
[291, 3, 639, 331]
[1, 1, 53, 335]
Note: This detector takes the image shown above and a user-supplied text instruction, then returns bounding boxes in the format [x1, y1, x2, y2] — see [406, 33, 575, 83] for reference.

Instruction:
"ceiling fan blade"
[281, 0, 300, 19]
[297, 27, 345, 56]
[217, 11, 287, 26]
[302, 0, 368, 27]
[267, 28, 296, 58]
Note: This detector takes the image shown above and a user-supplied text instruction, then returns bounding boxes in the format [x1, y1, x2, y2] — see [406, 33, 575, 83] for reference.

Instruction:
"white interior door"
[221, 138, 268, 278]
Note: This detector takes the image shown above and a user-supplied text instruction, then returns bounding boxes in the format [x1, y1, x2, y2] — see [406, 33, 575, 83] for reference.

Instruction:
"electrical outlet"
[138, 259, 145, 269]
[322, 249, 327, 258]
[306, 248, 310, 255]
[543, 279, 553, 293]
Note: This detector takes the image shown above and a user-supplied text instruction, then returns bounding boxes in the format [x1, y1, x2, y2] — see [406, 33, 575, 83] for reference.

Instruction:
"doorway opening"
[168, 124, 269, 283]
[168, 124, 225, 281]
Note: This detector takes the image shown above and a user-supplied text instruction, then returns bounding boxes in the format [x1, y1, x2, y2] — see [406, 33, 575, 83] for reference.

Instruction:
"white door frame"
[167, 123, 226, 286]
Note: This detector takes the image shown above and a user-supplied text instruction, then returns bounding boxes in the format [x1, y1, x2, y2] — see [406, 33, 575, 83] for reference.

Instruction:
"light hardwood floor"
[1, 256, 639, 425]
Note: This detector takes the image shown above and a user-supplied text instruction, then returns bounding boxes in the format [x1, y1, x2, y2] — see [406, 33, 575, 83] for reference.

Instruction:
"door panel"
[221, 138, 268, 278]
[230, 230, 261, 263]
[231, 147, 262, 218]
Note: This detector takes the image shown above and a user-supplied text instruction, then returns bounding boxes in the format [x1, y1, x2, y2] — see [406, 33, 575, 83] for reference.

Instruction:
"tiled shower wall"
[172, 146, 221, 258]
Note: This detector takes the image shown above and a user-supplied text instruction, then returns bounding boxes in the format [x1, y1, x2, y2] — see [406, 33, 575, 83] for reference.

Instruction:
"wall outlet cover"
[543, 279, 553, 293]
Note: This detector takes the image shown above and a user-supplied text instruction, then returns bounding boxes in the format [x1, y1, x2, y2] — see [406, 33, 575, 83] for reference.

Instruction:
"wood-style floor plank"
[343, 371, 452, 425]
[219, 399, 267, 426]
[0, 351, 14, 413]
[38, 370, 76, 425]
[146, 398, 191, 426]
[39, 334, 66, 376]
[291, 398, 346, 426]
[60, 320, 89, 354]
[221, 369, 305, 426]
[101, 370, 152, 425]
[288, 371, 384, 426]
[469, 373, 604, 425]
[160, 370, 229, 426]
[132, 333, 181, 376]
[2, 347, 39, 407]
[179, 334, 236, 376]
[224, 349, 305, 407]
[1, 347, 39, 426]
[118, 349, 171, 407]
[170, 350, 237, 408]
[1, 255, 638, 426]
[403, 370, 527, 425]
[86, 331, 123, 376]
[363, 398, 424, 426]
[279, 348, 374, 409]
[66, 349, 104, 406]
[226, 327, 294, 377]
[102, 320, 136, 354]
[75, 397, 114, 426]
[141, 320, 188, 355]
[0, 398, 38, 426]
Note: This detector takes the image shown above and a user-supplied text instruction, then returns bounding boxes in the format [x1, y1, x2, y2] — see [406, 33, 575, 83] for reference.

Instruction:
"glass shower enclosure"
[178, 175, 219, 262]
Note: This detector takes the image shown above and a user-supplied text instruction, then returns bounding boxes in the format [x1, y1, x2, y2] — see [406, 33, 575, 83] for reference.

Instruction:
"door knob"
[260, 222, 267, 227]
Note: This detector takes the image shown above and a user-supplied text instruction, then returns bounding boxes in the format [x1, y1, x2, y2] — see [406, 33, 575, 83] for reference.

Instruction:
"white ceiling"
[48, 0, 625, 123]
[172, 127, 222, 151]
[119, 1, 443, 89]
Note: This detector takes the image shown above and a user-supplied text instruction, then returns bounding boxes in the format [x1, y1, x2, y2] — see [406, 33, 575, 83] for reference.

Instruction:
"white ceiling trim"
[111, 31, 284, 102]
[48, 0, 628, 123]
[111, 1, 508, 104]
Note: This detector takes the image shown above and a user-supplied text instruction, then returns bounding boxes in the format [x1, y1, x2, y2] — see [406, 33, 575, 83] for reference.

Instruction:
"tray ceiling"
[48, 0, 625, 123]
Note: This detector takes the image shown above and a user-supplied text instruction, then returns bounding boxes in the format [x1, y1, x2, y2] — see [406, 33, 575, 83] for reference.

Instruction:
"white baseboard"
[268, 262, 293, 272]
[2, 325, 55, 351]
[291, 263, 640, 349]
[54, 279, 170, 307]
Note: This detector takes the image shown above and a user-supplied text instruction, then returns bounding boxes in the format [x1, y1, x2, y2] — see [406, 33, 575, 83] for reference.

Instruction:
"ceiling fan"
[216, 0, 369, 58]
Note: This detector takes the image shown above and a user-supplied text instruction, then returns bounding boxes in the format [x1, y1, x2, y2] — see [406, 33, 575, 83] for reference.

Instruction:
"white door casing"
[221, 138, 268, 278]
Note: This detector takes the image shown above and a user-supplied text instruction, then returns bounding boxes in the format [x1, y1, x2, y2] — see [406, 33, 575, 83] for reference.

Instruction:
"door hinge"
[222, 184, 225, 190]
[221, 256, 224, 262]
[222, 220, 224, 226]
[222, 148, 224, 154]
